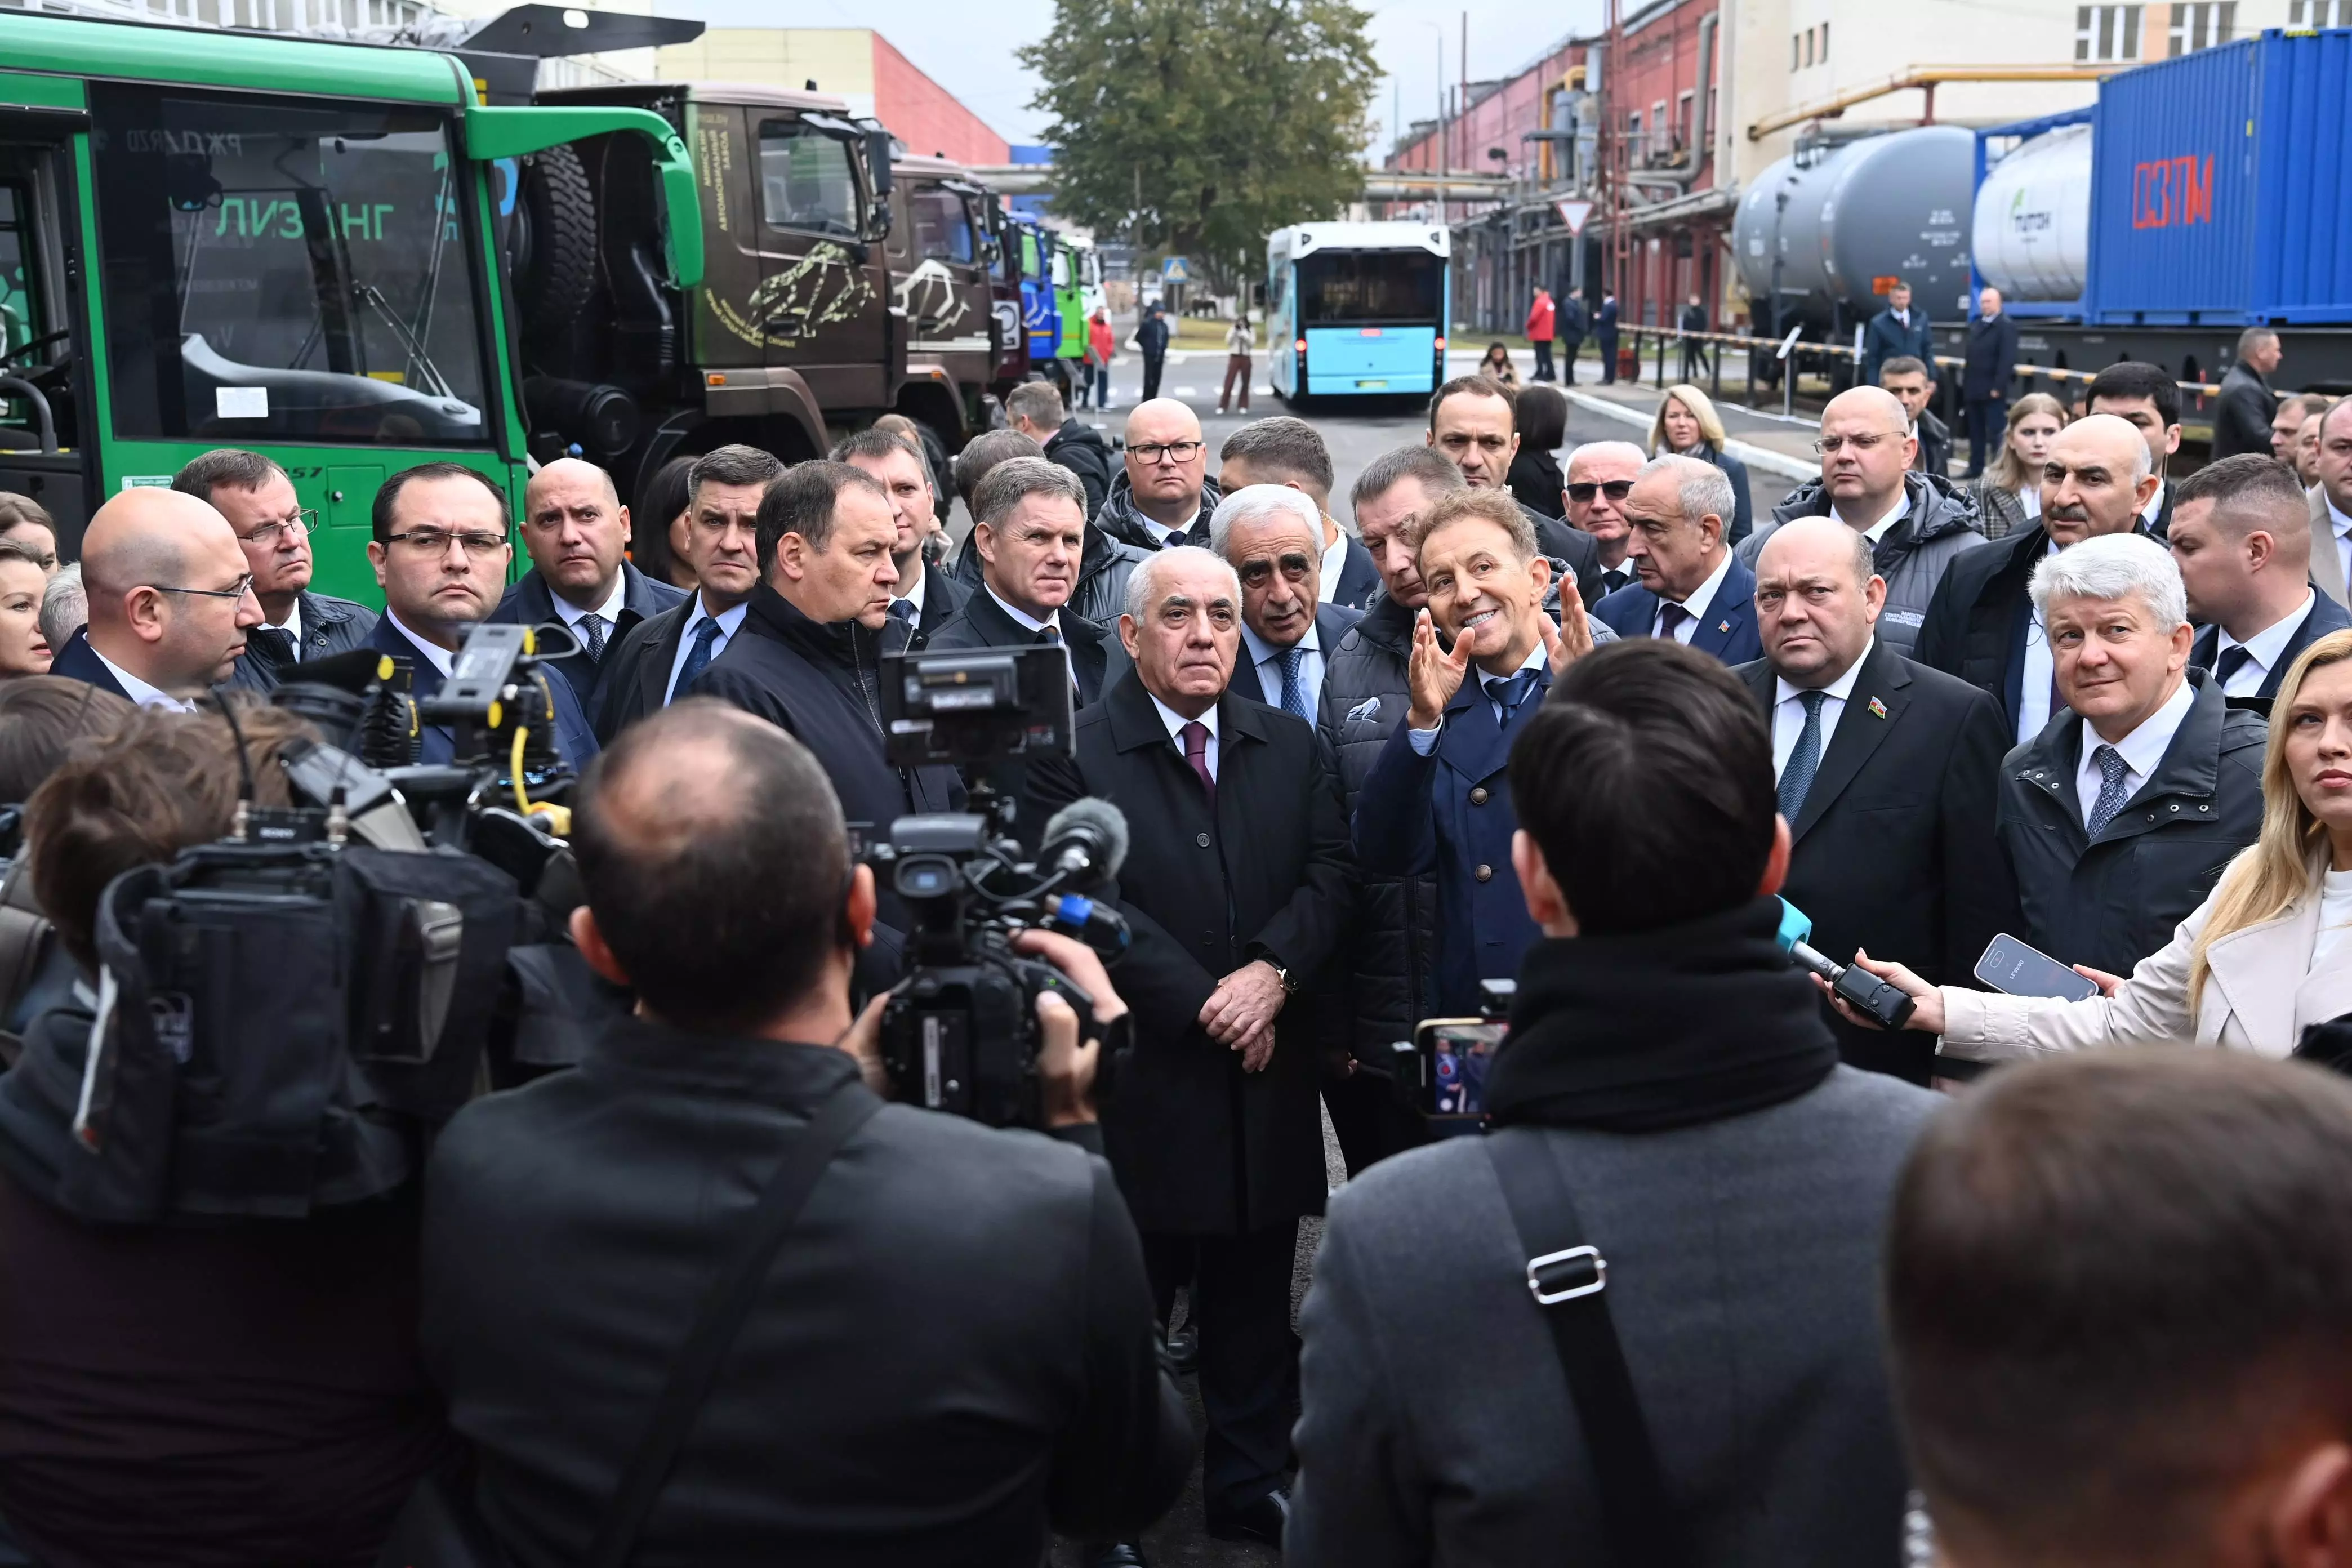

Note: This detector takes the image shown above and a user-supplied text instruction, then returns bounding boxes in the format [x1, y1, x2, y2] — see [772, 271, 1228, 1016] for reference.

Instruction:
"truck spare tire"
[513, 142, 598, 350]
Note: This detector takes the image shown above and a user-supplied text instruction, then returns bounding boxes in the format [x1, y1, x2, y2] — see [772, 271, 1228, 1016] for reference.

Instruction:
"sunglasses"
[1566, 480, 1634, 504]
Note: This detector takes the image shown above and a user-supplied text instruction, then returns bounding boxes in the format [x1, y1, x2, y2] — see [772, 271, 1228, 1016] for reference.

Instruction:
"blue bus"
[1266, 222, 1449, 402]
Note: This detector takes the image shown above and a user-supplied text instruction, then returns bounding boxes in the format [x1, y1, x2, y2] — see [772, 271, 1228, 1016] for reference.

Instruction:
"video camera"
[867, 645, 1131, 1129]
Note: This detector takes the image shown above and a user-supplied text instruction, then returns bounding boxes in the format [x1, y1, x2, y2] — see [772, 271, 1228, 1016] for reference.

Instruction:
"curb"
[1558, 389, 1821, 482]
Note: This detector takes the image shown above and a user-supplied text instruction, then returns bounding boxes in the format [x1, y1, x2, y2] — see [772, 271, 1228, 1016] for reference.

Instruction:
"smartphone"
[1411, 1019, 1507, 1117]
[1974, 933, 2102, 1003]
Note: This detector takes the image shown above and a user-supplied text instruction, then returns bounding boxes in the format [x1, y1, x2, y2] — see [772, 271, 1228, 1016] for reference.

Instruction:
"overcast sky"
[662, 0, 1605, 157]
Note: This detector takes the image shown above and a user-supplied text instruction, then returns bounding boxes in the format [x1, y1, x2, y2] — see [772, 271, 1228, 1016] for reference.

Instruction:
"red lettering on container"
[2132, 155, 2216, 229]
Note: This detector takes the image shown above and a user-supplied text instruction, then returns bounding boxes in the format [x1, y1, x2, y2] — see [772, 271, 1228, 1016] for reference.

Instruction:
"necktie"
[2087, 744, 2132, 836]
[1165, 529, 1189, 550]
[1604, 568, 1633, 594]
[673, 616, 722, 700]
[578, 613, 607, 662]
[1487, 667, 1543, 727]
[1277, 645, 1312, 720]
[1181, 720, 1215, 813]
[1035, 625, 1063, 646]
[1655, 601, 1691, 641]
[888, 599, 916, 626]
[249, 626, 296, 667]
[2214, 644, 2253, 689]
[1778, 689, 1826, 819]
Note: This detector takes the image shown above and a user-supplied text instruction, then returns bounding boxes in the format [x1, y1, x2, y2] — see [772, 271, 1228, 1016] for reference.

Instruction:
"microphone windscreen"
[1041, 796, 1130, 879]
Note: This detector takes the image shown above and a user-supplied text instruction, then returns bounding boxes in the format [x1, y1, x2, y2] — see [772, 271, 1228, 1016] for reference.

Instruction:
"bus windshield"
[1295, 250, 1442, 327]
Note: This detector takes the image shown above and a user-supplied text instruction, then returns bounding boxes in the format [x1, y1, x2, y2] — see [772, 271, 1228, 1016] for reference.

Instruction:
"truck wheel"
[514, 144, 598, 348]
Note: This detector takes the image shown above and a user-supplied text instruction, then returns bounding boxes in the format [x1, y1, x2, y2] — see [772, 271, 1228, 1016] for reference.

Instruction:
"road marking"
[1174, 386, 1199, 397]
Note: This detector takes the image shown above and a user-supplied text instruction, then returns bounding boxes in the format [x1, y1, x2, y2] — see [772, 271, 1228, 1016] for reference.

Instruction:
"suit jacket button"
[1475, 863, 1493, 883]
[1196, 831, 1212, 848]
[1469, 786, 1489, 805]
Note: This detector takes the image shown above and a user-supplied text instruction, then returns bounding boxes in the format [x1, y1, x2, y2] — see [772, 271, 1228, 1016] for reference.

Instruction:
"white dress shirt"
[889, 559, 930, 627]
[1771, 643, 1870, 780]
[90, 645, 196, 712]
[1406, 636, 1548, 754]
[384, 608, 457, 680]
[2074, 675, 2195, 830]
[2140, 478, 2168, 535]
[1150, 691, 1219, 781]
[2328, 495, 2352, 599]
[2020, 485, 2043, 521]
[1240, 617, 1327, 723]
[1655, 550, 1735, 644]
[664, 595, 750, 703]
[1832, 493, 1908, 544]
[258, 598, 304, 661]
[2017, 537, 2063, 744]
[2212, 590, 2316, 697]
[1318, 522, 1348, 605]
[552, 572, 627, 650]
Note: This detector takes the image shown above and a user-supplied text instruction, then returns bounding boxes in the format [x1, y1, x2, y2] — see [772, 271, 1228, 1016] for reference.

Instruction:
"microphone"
[1037, 798, 1129, 892]
[1042, 893, 1131, 957]
[1774, 898, 1917, 1030]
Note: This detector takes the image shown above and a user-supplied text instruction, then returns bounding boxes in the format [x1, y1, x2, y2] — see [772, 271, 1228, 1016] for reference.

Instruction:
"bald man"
[1735, 516, 2017, 1082]
[51, 487, 262, 709]
[1917, 412, 2164, 741]
[491, 456, 686, 721]
[1093, 398, 1222, 553]
[1740, 386, 1984, 655]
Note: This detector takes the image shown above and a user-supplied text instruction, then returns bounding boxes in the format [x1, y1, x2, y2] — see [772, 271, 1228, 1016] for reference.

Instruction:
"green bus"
[0, 8, 701, 600]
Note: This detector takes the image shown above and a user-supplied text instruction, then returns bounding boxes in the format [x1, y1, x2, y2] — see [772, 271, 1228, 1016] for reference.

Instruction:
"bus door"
[0, 110, 93, 542]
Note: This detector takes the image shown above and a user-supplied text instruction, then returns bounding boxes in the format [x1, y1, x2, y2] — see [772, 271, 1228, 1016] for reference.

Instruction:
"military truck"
[0, 6, 701, 599]
[886, 150, 1022, 426]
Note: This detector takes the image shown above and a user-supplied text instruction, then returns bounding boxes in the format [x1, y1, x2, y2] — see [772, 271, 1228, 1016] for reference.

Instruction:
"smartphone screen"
[1415, 1021, 1507, 1116]
[1974, 934, 2102, 1003]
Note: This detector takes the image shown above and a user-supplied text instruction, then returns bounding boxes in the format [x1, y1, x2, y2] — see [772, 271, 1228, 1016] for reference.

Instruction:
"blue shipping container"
[2088, 27, 2352, 326]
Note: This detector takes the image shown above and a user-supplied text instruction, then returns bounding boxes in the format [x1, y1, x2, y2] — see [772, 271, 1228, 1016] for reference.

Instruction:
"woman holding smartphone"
[1840, 629, 2352, 1059]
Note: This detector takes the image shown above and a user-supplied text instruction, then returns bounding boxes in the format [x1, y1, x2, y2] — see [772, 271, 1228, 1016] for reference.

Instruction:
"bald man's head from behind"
[79, 485, 262, 693]
[568, 700, 875, 1038]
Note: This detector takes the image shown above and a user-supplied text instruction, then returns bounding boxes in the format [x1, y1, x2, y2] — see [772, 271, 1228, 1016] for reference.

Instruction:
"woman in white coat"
[1845, 627, 2352, 1061]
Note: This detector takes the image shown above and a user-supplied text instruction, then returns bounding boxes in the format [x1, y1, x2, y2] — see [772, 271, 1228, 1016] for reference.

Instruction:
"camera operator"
[420, 701, 1188, 1565]
[1291, 640, 1942, 1567]
[0, 702, 455, 1568]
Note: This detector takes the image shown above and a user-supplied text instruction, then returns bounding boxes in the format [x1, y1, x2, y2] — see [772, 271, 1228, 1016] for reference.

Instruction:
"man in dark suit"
[1556, 288, 1588, 385]
[1566, 440, 1648, 603]
[595, 444, 782, 744]
[1423, 376, 1601, 600]
[365, 463, 597, 770]
[1218, 417, 1381, 611]
[926, 457, 1128, 705]
[1211, 484, 1362, 725]
[421, 701, 1189, 1566]
[1860, 279, 1934, 386]
[1916, 413, 2162, 745]
[1739, 517, 2018, 1084]
[2171, 453, 2352, 705]
[1355, 488, 1589, 1019]
[2086, 361, 2185, 540]
[1879, 356, 1953, 480]
[1026, 545, 1352, 1553]
[50, 486, 262, 708]
[1593, 453, 1763, 663]
[172, 449, 376, 691]
[1961, 286, 2020, 478]
[1594, 290, 1620, 384]
[835, 426, 965, 648]
[2213, 328, 2283, 461]
[490, 458, 685, 724]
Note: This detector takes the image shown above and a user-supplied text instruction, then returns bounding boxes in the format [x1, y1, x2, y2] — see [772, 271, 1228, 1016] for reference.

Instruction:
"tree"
[1020, 0, 1377, 295]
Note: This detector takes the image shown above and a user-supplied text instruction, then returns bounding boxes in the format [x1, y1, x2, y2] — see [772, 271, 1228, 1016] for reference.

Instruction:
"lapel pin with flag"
[1868, 696, 1889, 720]
[1716, 619, 1731, 634]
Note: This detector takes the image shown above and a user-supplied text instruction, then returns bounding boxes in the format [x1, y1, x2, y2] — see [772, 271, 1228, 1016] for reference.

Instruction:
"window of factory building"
[2076, 4, 2143, 60]
[2287, 0, 2347, 24]
[1676, 90, 1694, 153]
[1790, 32, 1799, 69]
[2168, 1, 2235, 52]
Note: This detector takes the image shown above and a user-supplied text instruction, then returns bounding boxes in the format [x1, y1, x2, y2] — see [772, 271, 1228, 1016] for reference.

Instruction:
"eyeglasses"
[1566, 480, 1634, 504]
[1129, 440, 1204, 465]
[385, 529, 509, 558]
[236, 510, 317, 547]
[1812, 432, 1901, 456]
[149, 573, 256, 601]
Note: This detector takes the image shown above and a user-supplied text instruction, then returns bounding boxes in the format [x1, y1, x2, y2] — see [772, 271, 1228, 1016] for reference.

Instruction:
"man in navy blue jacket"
[1355, 488, 1591, 1017]
[1592, 453, 1763, 665]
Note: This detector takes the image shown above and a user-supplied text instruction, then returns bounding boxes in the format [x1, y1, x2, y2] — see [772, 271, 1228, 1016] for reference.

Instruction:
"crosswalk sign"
[1161, 256, 1190, 282]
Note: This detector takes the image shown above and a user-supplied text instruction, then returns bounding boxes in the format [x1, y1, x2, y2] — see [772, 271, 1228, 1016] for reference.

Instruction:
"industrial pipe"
[1745, 64, 2113, 141]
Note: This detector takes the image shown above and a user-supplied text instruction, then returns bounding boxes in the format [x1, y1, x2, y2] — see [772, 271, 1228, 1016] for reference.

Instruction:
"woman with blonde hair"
[1846, 627, 2352, 1058]
[1649, 382, 1753, 544]
[1974, 392, 2066, 541]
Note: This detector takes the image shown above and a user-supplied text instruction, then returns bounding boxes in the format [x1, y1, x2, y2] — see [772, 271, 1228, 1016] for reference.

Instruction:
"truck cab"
[887, 152, 1012, 434]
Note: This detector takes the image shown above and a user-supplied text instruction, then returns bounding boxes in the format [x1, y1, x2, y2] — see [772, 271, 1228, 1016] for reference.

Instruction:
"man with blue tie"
[596, 444, 783, 743]
[1212, 485, 1361, 726]
[1592, 453, 1762, 664]
[1355, 488, 1593, 1016]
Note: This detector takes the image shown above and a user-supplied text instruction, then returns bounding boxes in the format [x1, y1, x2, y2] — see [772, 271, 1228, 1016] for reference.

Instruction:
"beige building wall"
[656, 28, 880, 119]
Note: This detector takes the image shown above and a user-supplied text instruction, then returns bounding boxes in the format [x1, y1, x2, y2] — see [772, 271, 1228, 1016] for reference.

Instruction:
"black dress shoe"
[1079, 1543, 1147, 1568]
[1205, 1485, 1290, 1550]
[1164, 1322, 1199, 1375]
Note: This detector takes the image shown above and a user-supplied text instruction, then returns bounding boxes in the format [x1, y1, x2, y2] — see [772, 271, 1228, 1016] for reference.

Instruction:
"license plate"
[1355, 378, 1389, 389]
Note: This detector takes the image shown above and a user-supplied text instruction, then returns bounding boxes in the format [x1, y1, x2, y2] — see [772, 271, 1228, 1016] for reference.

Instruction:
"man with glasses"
[1565, 440, 1647, 599]
[596, 444, 782, 744]
[173, 449, 378, 692]
[1093, 398, 1223, 554]
[1423, 376, 1601, 602]
[364, 462, 597, 770]
[50, 487, 263, 709]
[1739, 387, 1983, 654]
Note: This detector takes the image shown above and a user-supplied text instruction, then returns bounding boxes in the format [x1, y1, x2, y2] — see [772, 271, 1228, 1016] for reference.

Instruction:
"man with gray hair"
[1217, 417, 1381, 610]
[1591, 452, 1762, 663]
[1003, 378, 1115, 519]
[38, 563, 85, 661]
[1209, 484, 1361, 725]
[928, 456, 1129, 707]
[1566, 439, 1647, 598]
[1995, 531, 2265, 978]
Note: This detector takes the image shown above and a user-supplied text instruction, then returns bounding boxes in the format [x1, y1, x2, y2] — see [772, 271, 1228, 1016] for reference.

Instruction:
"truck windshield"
[1295, 250, 1444, 327]
[90, 86, 489, 446]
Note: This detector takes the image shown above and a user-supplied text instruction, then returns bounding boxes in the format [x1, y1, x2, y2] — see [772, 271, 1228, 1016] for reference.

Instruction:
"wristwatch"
[1255, 949, 1300, 995]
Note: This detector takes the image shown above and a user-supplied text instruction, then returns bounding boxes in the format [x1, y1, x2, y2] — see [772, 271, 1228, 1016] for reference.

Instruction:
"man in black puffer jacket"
[1005, 381, 1116, 519]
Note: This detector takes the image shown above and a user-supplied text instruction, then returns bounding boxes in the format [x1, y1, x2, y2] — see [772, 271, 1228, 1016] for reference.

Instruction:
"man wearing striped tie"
[1211, 485, 1361, 726]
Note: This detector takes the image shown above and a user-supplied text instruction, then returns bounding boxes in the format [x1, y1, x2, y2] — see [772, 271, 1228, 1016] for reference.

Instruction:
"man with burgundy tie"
[1024, 545, 1353, 1556]
[1211, 484, 1361, 726]
[172, 449, 377, 692]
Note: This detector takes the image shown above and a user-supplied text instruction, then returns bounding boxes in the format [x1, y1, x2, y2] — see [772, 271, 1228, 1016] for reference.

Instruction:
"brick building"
[656, 27, 1008, 169]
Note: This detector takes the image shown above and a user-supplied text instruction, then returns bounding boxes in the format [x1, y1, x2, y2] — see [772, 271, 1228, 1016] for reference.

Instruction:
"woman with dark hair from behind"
[632, 454, 700, 593]
[1507, 381, 1569, 519]
[0, 701, 455, 1568]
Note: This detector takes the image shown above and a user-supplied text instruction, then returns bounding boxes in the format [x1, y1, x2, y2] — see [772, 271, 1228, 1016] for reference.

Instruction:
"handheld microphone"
[1774, 898, 1918, 1030]
[1037, 798, 1129, 892]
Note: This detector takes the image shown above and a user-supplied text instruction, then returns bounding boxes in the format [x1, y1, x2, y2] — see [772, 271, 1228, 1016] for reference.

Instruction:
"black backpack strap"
[584, 1080, 886, 1568]
[1484, 1126, 1696, 1568]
